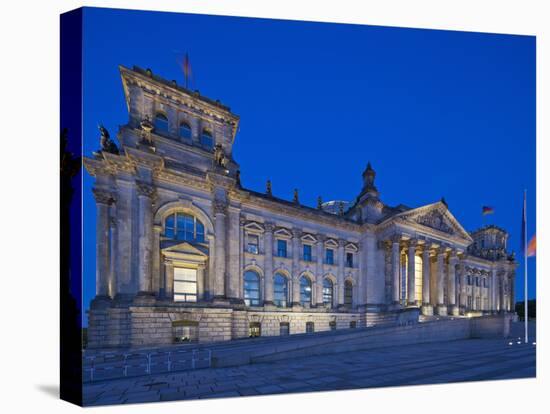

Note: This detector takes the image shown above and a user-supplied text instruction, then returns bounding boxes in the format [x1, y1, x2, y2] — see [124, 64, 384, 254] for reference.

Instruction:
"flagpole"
[523, 190, 529, 343]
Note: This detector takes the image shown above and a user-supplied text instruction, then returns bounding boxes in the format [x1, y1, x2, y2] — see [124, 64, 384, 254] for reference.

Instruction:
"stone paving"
[83, 322, 536, 406]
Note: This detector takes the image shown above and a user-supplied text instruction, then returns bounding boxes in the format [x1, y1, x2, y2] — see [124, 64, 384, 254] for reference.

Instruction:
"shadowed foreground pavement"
[83, 322, 536, 406]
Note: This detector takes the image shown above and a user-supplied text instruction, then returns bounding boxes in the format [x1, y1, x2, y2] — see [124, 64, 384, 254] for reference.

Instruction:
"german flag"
[482, 206, 494, 215]
[527, 235, 536, 257]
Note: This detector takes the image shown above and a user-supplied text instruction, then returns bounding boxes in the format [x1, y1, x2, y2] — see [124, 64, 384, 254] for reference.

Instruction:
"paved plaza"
[83, 322, 536, 406]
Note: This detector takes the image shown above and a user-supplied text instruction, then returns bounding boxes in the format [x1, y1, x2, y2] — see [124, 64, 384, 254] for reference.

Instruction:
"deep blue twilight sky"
[81, 7, 536, 323]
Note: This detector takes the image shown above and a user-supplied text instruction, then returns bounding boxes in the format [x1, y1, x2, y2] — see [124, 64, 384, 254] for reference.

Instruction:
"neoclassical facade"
[84, 65, 517, 348]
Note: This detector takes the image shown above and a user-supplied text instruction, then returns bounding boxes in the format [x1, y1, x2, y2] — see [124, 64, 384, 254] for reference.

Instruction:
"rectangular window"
[303, 244, 312, 261]
[280, 322, 290, 336]
[173, 267, 197, 302]
[249, 322, 261, 338]
[346, 252, 353, 267]
[306, 322, 314, 334]
[467, 296, 473, 309]
[329, 321, 337, 331]
[246, 234, 259, 254]
[350, 321, 357, 329]
[475, 277, 480, 287]
[277, 240, 287, 257]
[325, 248, 334, 265]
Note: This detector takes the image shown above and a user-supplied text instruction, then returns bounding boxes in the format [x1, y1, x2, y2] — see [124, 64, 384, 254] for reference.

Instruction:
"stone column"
[93, 188, 112, 298]
[499, 272, 506, 313]
[421, 243, 432, 315]
[391, 236, 401, 305]
[508, 272, 515, 313]
[108, 211, 117, 299]
[337, 239, 346, 307]
[165, 261, 174, 300]
[152, 225, 162, 296]
[407, 239, 417, 306]
[263, 222, 275, 305]
[238, 217, 245, 300]
[315, 234, 325, 307]
[460, 265, 468, 313]
[435, 247, 447, 315]
[136, 182, 155, 296]
[197, 264, 205, 301]
[448, 250, 459, 315]
[213, 200, 227, 299]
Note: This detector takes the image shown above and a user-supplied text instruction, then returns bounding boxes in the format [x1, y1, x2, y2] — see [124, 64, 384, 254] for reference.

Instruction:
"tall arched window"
[300, 276, 312, 307]
[179, 121, 192, 139]
[273, 273, 288, 307]
[344, 280, 353, 307]
[201, 129, 214, 150]
[244, 270, 261, 306]
[323, 278, 334, 308]
[154, 112, 169, 133]
[164, 212, 205, 243]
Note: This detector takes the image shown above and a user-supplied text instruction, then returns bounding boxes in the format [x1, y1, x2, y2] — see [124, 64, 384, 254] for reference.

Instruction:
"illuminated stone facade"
[84, 66, 517, 348]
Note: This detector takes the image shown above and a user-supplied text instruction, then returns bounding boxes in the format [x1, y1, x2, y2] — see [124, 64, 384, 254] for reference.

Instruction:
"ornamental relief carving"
[415, 210, 454, 235]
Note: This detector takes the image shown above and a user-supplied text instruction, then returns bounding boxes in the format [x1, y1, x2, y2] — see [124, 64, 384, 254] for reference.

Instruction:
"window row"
[244, 271, 354, 308]
[246, 236, 355, 267]
[153, 112, 214, 150]
[248, 320, 357, 338]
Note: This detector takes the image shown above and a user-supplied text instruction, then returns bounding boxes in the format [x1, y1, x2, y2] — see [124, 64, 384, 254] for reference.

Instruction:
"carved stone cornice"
[206, 170, 237, 192]
[93, 188, 114, 205]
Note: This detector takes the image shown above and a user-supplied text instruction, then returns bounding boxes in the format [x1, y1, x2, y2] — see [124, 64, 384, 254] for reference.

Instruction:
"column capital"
[338, 238, 346, 248]
[390, 234, 402, 244]
[213, 199, 228, 215]
[264, 221, 275, 233]
[292, 228, 302, 239]
[136, 181, 156, 198]
[316, 233, 326, 244]
[436, 246, 447, 256]
[93, 188, 114, 205]
[408, 238, 419, 247]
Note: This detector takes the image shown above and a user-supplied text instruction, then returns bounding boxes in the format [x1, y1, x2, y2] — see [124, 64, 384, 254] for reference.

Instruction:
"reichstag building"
[84, 65, 517, 348]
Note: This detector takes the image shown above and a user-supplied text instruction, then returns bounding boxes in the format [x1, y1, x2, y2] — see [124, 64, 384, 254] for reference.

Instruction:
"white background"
[0, 0, 547, 412]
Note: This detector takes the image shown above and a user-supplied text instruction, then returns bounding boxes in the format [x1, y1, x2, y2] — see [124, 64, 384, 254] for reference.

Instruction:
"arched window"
[344, 280, 353, 306]
[201, 129, 214, 150]
[179, 121, 192, 139]
[244, 270, 261, 306]
[154, 112, 169, 133]
[273, 273, 288, 307]
[300, 276, 312, 307]
[164, 212, 205, 243]
[323, 278, 334, 308]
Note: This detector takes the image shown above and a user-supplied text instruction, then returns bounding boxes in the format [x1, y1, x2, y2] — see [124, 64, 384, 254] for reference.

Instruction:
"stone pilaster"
[435, 247, 448, 315]
[391, 235, 401, 305]
[213, 200, 227, 299]
[421, 243, 433, 315]
[448, 250, 459, 315]
[407, 239, 417, 306]
[136, 181, 155, 297]
[263, 222, 275, 305]
[152, 225, 162, 296]
[93, 188, 113, 299]
[314, 234, 325, 307]
[337, 239, 346, 307]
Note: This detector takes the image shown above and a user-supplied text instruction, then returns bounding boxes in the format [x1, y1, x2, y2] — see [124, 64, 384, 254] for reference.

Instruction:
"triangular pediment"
[325, 238, 339, 248]
[274, 227, 292, 238]
[244, 221, 264, 233]
[161, 240, 208, 257]
[301, 233, 317, 243]
[385, 201, 473, 242]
